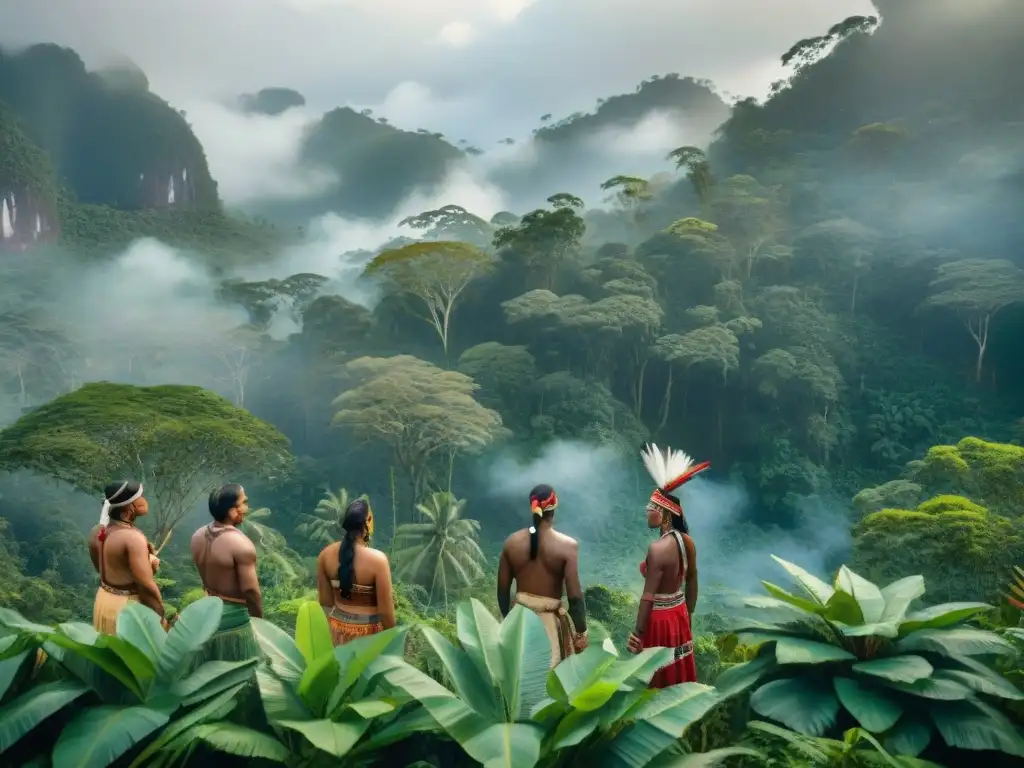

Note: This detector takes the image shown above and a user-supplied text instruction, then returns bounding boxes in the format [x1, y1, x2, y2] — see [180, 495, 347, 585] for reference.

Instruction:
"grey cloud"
[1, 0, 876, 139]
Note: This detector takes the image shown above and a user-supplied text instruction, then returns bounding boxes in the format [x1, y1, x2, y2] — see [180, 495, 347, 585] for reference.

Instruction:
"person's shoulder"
[318, 541, 341, 560]
[553, 529, 578, 548]
[503, 529, 527, 547]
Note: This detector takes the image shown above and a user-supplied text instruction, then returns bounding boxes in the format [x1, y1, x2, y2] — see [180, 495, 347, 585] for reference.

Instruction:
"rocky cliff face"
[0, 103, 59, 252]
[0, 44, 220, 213]
[0, 189, 58, 251]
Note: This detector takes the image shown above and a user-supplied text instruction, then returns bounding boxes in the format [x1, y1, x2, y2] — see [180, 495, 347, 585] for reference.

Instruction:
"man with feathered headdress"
[626, 444, 708, 687]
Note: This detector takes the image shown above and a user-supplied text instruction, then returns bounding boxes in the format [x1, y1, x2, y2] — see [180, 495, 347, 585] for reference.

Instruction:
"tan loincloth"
[92, 584, 139, 635]
[513, 592, 577, 668]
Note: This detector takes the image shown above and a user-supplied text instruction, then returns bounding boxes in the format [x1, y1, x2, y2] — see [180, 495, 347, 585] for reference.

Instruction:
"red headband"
[530, 490, 558, 515]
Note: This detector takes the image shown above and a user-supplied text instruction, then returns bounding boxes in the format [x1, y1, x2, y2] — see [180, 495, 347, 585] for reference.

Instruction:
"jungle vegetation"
[1, 0, 1024, 765]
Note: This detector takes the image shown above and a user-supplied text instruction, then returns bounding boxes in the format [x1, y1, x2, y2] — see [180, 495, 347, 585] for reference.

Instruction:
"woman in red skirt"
[626, 444, 707, 687]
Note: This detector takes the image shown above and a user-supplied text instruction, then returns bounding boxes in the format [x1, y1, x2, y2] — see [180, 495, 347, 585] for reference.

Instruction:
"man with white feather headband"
[627, 444, 708, 687]
[87, 480, 166, 634]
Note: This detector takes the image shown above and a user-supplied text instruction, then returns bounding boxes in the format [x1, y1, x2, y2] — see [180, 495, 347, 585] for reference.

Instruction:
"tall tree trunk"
[657, 365, 675, 432]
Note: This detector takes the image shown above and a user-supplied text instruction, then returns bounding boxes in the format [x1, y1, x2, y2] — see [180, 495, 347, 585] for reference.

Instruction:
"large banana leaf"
[0, 680, 90, 754]
[749, 677, 840, 736]
[419, 625, 502, 718]
[155, 597, 224, 680]
[52, 704, 170, 768]
[252, 616, 306, 683]
[116, 605, 167, 662]
[496, 605, 550, 720]
[456, 600, 506, 693]
[127, 684, 244, 767]
[174, 722, 291, 763]
[294, 601, 333, 664]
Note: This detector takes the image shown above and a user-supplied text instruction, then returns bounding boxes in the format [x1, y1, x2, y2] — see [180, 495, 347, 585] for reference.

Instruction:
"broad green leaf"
[330, 626, 409, 710]
[277, 716, 370, 757]
[824, 589, 864, 626]
[549, 707, 602, 750]
[0, 680, 90, 752]
[346, 699, 395, 718]
[883, 713, 932, 757]
[252, 617, 306, 682]
[420, 625, 500, 719]
[835, 567, 885, 624]
[299, 652, 340, 715]
[53, 705, 170, 768]
[759, 583, 823, 615]
[896, 627, 1016, 657]
[256, 666, 311, 723]
[839, 620, 899, 639]
[173, 658, 259, 707]
[548, 643, 615, 704]
[747, 720, 830, 762]
[833, 676, 902, 733]
[898, 603, 993, 635]
[884, 675, 971, 701]
[749, 677, 840, 737]
[294, 601, 333, 665]
[457, 599, 505, 690]
[497, 604, 550, 720]
[649, 746, 764, 767]
[0, 649, 31, 701]
[356, 704, 442, 751]
[932, 669, 1024, 700]
[928, 699, 1024, 757]
[116, 604, 167, 662]
[44, 632, 144, 700]
[175, 722, 290, 762]
[0, 608, 51, 634]
[156, 597, 223, 681]
[852, 655, 933, 684]
[462, 721, 544, 768]
[570, 648, 672, 712]
[712, 653, 776, 698]
[127, 685, 242, 768]
[774, 638, 856, 665]
[879, 576, 925, 622]
[770, 555, 834, 606]
[603, 687, 720, 768]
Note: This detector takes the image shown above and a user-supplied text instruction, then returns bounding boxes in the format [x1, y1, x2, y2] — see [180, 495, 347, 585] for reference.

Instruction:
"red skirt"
[641, 594, 697, 688]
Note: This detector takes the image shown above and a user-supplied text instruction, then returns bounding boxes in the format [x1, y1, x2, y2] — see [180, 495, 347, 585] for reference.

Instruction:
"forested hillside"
[0, 0, 1023, 765]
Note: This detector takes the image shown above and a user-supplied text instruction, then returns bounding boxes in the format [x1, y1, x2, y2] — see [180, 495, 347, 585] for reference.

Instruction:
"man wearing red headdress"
[626, 444, 707, 687]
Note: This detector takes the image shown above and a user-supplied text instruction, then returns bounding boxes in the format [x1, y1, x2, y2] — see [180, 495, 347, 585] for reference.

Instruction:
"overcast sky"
[1, 0, 876, 142]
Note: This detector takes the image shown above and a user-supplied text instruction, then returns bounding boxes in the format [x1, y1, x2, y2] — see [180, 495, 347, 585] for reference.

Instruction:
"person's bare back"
[191, 524, 254, 597]
[191, 484, 262, 618]
[500, 526, 577, 600]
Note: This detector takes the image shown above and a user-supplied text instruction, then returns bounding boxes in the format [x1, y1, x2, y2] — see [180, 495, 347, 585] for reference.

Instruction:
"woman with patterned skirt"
[626, 444, 706, 687]
[316, 498, 396, 645]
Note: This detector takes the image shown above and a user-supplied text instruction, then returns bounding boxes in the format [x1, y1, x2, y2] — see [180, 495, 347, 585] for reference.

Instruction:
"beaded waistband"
[329, 608, 382, 625]
[652, 591, 686, 610]
[100, 582, 137, 597]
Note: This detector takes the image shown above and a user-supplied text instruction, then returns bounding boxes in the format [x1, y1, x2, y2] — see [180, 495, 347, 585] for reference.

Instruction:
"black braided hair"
[528, 484, 556, 559]
[337, 498, 370, 598]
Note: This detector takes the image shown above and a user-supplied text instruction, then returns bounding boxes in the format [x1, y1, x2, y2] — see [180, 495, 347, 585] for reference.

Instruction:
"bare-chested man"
[89, 480, 165, 634]
[188, 484, 262, 667]
[497, 484, 588, 668]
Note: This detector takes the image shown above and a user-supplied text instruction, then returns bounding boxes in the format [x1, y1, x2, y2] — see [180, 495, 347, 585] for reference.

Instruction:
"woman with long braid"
[88, 480, 165, 634]
[316, 498, 396, 645]
[627, 444, 707, 687]
[497, 484, 588, 668]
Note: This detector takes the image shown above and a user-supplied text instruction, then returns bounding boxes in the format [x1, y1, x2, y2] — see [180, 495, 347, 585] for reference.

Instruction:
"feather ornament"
[640, 443, 710, 491]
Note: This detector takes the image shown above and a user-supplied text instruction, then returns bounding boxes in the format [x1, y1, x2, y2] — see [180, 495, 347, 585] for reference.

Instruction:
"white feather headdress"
[641, 443, 695, 490]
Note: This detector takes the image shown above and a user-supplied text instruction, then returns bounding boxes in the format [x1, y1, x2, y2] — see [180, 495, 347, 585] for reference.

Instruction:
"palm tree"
[391, 492, 486, 611]
[294, 487, 350, 548]
[241, 507, 305, 586]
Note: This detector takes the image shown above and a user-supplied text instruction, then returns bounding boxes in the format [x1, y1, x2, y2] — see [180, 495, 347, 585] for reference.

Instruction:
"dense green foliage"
[2, 2, 1024, 765]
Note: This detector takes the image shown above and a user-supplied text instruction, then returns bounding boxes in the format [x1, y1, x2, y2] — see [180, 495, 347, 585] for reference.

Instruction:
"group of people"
[87, 443, 704, 688]
[497, 443, 706, 687]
